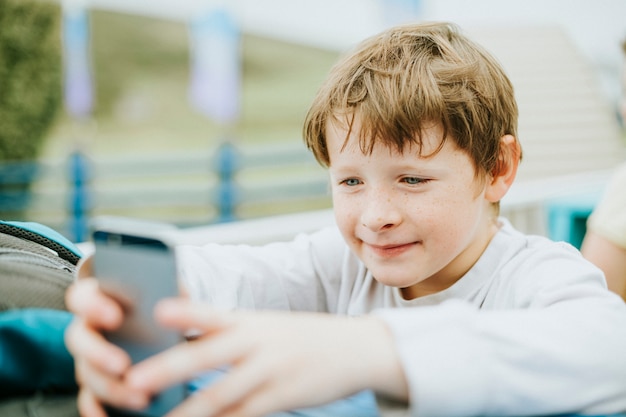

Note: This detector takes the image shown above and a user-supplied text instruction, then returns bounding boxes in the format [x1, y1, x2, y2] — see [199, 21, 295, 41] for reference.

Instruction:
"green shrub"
[0, 0, 62, 162]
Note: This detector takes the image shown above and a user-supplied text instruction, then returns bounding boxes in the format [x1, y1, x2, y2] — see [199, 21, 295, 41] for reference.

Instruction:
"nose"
[360, 189, 402, 232]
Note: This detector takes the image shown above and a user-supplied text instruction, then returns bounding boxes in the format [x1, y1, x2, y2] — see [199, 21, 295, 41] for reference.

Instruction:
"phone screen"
[93, 229, 186, 416]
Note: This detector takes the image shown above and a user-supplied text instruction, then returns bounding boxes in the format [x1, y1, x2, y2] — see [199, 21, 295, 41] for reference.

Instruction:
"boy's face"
[327, 118, 500, 299]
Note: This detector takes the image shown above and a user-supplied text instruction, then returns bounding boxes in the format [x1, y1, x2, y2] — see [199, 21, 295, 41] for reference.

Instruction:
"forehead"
[325, 114, 448, 158]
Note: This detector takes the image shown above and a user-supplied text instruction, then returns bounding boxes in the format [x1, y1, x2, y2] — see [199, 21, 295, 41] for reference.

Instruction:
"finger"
[155, 298, 236, 333]
[76, 254, 94, 279]
[77, 388, 108, 417]
[77, 370, 150, 413]
[65, 318, 131, 376]
[123, 299, 240, 393]
[208, 385, 288, 417]
[126, 323, 250, 396]
[66, 278, 123, 331]
[74, 349, 150, 411]
[166, 362, 272, 417]
[171, 367, 314, 417]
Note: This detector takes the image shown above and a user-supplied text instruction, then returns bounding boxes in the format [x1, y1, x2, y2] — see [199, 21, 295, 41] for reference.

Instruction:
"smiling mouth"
[367, 242, 418, 257]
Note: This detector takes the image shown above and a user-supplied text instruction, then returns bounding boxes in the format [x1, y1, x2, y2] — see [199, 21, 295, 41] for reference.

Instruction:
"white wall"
[420, 0, 626, 103]
[69, 0, 626, 104]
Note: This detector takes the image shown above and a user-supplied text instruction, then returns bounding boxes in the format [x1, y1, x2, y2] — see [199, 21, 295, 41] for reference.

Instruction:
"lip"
[365, 241, 418, 258]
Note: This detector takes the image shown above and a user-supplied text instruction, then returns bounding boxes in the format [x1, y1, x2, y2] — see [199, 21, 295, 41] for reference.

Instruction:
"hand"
[64, 264, 152, 416]
[125, 299, 408, 417]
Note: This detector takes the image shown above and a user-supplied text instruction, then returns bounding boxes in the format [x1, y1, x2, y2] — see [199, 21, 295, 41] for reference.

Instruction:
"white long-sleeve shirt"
[178, 219, 626, 417]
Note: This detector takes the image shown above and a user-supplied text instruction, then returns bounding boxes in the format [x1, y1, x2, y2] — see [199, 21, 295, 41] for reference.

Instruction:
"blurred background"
[1, 0, 625, 244]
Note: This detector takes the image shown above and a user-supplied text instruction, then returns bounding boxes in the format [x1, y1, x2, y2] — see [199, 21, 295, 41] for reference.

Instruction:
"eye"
[402, 176, 428, 185]
[342, 178, 361, 186]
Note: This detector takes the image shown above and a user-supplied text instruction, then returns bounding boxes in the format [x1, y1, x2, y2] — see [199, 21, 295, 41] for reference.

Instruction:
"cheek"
[332, 193, 368, 251]
[430, 184, 470, 213]
[434, 190, 485, 245]
[332, 194, 355, 231]
[422, 186, 482, 234]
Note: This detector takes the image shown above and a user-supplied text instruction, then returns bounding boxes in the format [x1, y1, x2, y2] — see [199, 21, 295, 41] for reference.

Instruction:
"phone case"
[93, 226, 185, 416]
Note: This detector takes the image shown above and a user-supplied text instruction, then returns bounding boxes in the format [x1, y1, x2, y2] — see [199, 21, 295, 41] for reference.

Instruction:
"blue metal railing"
[0, 145, 329, 242]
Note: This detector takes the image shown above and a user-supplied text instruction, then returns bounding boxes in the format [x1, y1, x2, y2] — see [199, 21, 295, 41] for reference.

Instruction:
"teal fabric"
[0, 308, 77, 397]
[0, 220, 82, 259]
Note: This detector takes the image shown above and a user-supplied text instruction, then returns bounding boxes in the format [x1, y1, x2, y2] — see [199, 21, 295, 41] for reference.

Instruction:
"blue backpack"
[0, 220, 80, 415]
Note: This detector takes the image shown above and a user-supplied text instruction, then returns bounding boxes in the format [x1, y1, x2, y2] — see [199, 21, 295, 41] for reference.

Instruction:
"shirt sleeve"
[374, 256, 626, 417]
[175, 226, 348, 312]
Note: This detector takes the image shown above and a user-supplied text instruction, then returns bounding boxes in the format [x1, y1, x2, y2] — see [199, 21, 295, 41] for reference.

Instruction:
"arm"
[376, 295, 626, 417]
[581, 230, 626, 299]
[113, 275, 626, 417]
[76, 246, 626, 417]
[373, 243, 626, 417]
[65, 227, 351, 416]
[177, 226, 348, 312]
[581, 163, 626, 300]
[125, 299, 409, 417]
[66, 280, 403, 417]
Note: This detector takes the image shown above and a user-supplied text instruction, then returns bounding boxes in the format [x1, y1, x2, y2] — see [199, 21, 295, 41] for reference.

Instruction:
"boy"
[65, 22, 626, 417]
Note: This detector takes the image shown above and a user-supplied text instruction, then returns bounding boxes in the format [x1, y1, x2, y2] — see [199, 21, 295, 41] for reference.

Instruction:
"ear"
[485, 135, 520, 203]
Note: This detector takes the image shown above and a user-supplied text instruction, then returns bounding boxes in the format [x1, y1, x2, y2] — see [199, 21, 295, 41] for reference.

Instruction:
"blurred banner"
[381, 0, 422, 26]
[62, 2, 93, 118]
[188, 7, 241, 125]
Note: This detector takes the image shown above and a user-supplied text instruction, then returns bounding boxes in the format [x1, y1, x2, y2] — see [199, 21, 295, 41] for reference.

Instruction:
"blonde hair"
[303, 22, 521, 177]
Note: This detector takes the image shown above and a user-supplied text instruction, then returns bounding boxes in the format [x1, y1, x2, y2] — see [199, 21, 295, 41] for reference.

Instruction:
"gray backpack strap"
[0, 222, 81, 265]
[0, 230, 76, 312]
[0, 393, 78, 417]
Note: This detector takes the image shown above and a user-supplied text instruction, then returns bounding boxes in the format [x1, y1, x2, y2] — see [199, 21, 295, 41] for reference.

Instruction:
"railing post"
[68, 151, 90, 242]
[216, 142, 237, 222]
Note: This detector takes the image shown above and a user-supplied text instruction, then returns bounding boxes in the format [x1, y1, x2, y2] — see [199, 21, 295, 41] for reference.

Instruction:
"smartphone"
[92, 220, 185, 417]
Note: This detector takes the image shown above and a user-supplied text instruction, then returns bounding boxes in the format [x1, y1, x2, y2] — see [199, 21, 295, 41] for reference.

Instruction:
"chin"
[370, 271, 418, 289]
